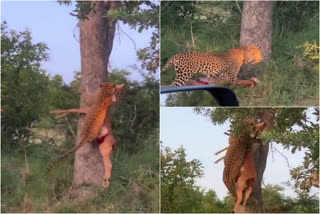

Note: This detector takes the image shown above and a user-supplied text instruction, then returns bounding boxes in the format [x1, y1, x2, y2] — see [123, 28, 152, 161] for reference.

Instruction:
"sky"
[1, 0, 157, 83]
[160, 107, 318, 200]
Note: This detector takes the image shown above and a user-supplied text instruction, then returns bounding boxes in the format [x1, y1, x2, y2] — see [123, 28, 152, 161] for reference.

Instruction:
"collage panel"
[160, 1, 319, 107]
[1, 1, 159, 213]
[1, 0, 319, 214]
[160, 107, 319, 213]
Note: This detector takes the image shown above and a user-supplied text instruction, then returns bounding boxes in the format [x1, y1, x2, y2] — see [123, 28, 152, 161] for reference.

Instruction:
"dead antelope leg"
[233, 151, 257, 213]
[242, 179, 255, 207]
[98, 134, 115, 188]
[215, 147, 228, 155]
[234, 175, 247, 213]
[214, 156, 225, 164]
[50, 107, 90, 119]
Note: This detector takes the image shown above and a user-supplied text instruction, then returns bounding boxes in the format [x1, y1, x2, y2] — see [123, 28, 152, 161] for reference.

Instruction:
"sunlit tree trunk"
[239, 1, 273, 79]
[245, 109, 275, 213]
[73, 1, 120, 190]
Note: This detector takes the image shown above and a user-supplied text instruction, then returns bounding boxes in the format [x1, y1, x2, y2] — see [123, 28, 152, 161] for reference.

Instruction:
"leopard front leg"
[226, 72, 237, 85]
[171, 72, 193, 87]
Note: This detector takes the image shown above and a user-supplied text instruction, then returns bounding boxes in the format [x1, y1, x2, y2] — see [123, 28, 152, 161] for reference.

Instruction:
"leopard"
[223, 119, 266, 199]
[46, 83, 124, 173]
[161, 46, 262, 86]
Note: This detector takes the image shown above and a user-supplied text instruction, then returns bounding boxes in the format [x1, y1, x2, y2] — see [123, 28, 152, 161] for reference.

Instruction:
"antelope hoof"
[102, 177, 110, 188]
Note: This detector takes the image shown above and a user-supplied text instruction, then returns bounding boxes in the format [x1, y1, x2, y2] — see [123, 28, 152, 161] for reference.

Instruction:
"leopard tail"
[161, 55, 177, 72]
[46, 141, 84, 174]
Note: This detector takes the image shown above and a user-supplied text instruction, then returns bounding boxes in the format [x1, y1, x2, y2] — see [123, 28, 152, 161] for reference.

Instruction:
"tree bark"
[73, 1, 120, 189]
[245, 109, 275, 213]
[239, 1, 273, 79]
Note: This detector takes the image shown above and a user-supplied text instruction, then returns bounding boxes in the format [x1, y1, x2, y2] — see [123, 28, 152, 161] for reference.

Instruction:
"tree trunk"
[239, 1, 273, 79]
[73, 1, 120, 190]
[245, 109, 275, 213]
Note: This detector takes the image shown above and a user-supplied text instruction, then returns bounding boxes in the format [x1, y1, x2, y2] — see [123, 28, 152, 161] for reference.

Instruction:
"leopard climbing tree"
[73, 1, 121, 189]
[195, 107, 319, 213]
[216, 119, 268, 213]
[49, 83, 124, 188]
[55, 1, 159, 195]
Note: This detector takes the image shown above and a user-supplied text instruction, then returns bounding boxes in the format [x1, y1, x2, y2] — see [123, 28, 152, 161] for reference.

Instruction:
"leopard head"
[241, 118, 266, 138]
[99, 83, 124, 105]
[242, 46, 262, 65]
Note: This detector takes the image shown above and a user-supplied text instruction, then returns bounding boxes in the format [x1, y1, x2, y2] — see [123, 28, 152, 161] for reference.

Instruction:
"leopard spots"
[162, 46, 262, 86]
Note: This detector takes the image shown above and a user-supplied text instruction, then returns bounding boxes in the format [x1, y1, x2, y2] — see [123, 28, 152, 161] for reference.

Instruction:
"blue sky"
[1, 0, 157, 83]
[160, 107, 318, 199]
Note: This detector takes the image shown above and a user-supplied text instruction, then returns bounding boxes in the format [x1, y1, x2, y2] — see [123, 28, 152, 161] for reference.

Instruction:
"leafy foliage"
[161, 146, 204, 213]
[107, 69, 159, 153]
[263, 184, 319, 213]
[108, 1, 160, 74]
[1, 22, 49, 146]
[273, 1, 319, 32]
[2, 68, 160, 212]
[58, 1, 160, 74]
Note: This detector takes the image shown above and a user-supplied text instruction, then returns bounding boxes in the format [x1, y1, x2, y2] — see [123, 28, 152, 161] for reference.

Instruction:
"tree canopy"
[194, 107, 319, 194]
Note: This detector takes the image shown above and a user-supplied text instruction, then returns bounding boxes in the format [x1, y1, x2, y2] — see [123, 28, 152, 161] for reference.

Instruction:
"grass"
[1, 140, 159, 213]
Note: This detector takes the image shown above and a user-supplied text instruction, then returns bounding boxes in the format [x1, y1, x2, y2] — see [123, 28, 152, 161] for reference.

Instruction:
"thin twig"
[189, 19, 195, 49]
[168, 39, 182, 49]
[73, 24, 79, 43]
[270, 143, 275, 162]
[23, 146, 30, 184]
[273, 146, 290, 168]
[64, 116, 77, 141]
[129, 103, 137, 132]
[235, 0, 243, 16]
[135, 112, 153, 130]
[119, 28, 137, 51]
